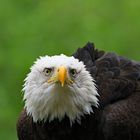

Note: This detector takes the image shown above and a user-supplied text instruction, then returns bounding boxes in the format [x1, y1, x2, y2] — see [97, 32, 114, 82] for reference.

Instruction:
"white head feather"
[23, 54, 98, 124]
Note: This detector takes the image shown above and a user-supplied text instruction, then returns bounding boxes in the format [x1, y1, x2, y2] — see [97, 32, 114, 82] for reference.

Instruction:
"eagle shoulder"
[73, 42, 140, 107]
[17, 110, 34, 140]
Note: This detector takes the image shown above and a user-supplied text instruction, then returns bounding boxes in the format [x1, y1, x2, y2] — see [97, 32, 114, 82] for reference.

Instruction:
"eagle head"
[23, 54, 98, 124]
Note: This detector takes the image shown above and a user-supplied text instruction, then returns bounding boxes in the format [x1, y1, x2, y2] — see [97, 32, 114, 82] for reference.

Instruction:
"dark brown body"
[17, 43, 140, 140]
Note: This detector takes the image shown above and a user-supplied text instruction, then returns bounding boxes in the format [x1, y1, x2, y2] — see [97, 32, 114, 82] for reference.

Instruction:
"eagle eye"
[69, 69, 77, 77]
[43, 68, 52, 76]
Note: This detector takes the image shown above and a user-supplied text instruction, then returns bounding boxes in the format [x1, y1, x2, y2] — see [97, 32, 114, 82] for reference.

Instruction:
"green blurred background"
[0, 0, 140, 139]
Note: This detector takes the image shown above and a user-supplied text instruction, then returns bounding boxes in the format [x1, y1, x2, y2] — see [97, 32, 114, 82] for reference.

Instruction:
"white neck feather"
[24, 76, 98, 124]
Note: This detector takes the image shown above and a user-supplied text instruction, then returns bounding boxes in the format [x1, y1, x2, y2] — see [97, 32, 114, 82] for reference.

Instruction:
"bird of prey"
[17, 43, 140, 140]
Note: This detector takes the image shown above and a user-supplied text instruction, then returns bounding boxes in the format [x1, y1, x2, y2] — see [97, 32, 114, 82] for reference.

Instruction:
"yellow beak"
[57, 66, 67, 87]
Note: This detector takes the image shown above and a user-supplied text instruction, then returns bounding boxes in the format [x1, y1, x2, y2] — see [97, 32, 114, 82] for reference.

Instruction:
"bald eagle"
[17, 43, 140, 140]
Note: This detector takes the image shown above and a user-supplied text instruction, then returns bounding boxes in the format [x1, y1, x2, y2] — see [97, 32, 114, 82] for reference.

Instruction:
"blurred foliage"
[0, 0, 140, 139]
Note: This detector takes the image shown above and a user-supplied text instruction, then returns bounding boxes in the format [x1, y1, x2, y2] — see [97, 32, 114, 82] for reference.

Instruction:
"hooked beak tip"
[61, 83, 64, 87]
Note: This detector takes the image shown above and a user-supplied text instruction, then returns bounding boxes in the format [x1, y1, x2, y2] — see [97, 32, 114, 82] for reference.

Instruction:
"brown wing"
[74, 42, 140, 139]
[101, 89, 140, 140]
